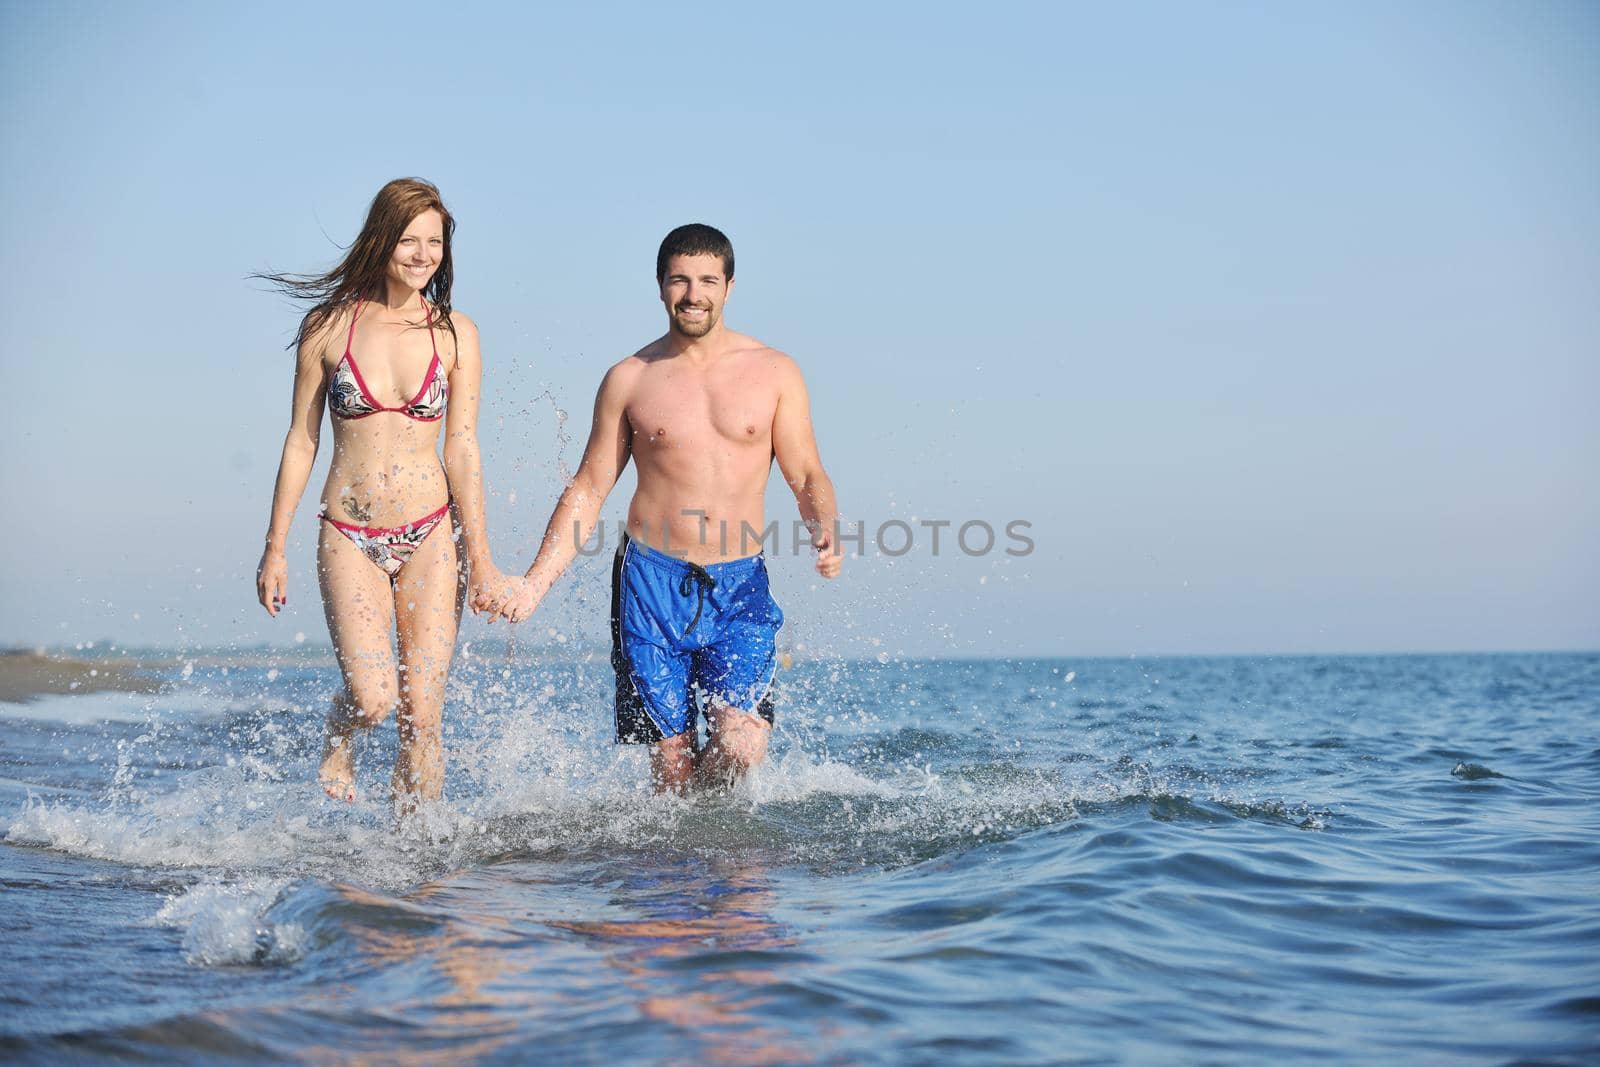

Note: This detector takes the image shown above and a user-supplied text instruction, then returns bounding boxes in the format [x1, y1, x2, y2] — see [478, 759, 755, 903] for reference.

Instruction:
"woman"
[255, 178, 510, 807]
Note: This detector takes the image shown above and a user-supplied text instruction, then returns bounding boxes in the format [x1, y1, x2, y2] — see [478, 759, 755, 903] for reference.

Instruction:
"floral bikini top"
[328, 300, 449, 421]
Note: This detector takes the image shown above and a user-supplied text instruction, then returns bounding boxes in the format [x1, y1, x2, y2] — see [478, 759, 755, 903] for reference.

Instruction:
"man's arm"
[771, 356, 842, 578]
[499, 362, 635, 622]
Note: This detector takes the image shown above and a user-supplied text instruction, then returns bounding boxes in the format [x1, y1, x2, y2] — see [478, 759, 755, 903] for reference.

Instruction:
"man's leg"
[691, 560, 781, 792]
[611, 540, 699, 792]
[694, 705, 771, 792]
[651, 731, 700, 794]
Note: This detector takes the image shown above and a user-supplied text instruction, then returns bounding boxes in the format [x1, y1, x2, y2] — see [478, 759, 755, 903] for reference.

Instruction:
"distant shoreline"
[0, 644, 1593, 706]
[0, 642, 615, 672]
[0, 651, 165, 705]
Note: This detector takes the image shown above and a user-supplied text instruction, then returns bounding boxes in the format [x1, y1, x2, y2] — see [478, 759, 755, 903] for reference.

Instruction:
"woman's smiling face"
[387, 208, 444, 293]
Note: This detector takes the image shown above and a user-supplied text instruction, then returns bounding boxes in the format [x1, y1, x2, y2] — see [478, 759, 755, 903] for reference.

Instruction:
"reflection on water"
[290, 881, 524, 1065]
[274, 856, 809, 1066]
[554, 858, 808, 1066]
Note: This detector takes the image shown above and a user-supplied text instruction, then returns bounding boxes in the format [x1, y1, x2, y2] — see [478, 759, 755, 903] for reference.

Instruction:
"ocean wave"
[150, 877, 306, 967]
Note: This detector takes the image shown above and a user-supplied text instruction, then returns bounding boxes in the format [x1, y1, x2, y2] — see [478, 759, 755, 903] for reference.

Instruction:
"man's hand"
[811, 522, 843, 579]
[495, 578, 543, 625]
[256, 548, 288, 616]
[468, 561, 519, 617]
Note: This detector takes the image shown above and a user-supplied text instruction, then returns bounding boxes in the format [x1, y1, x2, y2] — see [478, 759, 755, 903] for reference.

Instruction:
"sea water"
[2, 651, 1597, 1064]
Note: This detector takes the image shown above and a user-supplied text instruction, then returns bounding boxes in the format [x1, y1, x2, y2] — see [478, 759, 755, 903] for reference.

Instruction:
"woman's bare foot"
[318, 701, 358, 802]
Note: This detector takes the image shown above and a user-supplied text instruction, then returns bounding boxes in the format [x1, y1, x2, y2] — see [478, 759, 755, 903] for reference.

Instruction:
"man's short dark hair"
[656, 223, 734, 283]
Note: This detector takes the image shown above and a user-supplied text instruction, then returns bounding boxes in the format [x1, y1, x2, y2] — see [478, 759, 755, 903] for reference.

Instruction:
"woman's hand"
[257, 547, 288, 617]
[468, 561, 520, 617]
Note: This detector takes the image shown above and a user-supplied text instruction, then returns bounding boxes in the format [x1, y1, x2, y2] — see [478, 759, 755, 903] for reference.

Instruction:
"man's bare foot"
[318, 732, 356, 802]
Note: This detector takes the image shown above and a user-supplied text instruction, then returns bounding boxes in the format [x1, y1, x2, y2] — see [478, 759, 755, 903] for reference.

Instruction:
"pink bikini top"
[328, 300, 449, 421]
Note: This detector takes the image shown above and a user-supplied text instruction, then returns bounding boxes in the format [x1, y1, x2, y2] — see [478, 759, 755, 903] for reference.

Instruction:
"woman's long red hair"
[258, 177, 456, 349]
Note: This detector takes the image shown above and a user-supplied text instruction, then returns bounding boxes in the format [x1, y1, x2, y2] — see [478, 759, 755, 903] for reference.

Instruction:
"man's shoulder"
[618, 337, 671, 370]
[597, 345, 655, 397]
[726, 332, 799, 376]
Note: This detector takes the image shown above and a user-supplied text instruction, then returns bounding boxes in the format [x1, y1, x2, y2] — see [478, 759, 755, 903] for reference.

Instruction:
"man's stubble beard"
[670, 307, 718, 338]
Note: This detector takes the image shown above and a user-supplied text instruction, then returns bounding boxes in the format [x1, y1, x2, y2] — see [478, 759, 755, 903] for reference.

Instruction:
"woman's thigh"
[393, 521, 465, 717]
[317, 522, 399, 709]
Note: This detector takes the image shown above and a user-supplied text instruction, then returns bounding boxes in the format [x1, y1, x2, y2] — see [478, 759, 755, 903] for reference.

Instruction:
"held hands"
[495, 578, 543, 625]
[256, 547, 288, 617]
[468, 557, 541, 625]
[810, 522, 843, 579]
[468, 561, 522, 619]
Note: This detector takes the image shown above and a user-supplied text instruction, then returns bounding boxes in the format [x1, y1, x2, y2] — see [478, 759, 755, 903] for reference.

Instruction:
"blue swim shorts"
[610, 533, 784, 744]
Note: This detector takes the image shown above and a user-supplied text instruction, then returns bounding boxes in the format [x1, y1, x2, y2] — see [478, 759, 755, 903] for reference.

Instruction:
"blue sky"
[2, 1, 1595, 657]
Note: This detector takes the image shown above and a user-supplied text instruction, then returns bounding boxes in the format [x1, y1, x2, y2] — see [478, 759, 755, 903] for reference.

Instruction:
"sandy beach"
[0, 650, 164, 704]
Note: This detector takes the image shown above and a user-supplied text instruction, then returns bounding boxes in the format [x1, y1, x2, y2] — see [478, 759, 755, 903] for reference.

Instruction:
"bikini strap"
[344, 299, 364, 356]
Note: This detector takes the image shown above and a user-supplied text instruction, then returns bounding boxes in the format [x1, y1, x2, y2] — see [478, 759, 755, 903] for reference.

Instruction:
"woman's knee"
[340, 683, 399, 727]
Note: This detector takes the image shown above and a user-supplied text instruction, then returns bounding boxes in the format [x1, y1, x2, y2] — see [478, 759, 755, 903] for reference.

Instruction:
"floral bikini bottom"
[320, 502, 451, 579]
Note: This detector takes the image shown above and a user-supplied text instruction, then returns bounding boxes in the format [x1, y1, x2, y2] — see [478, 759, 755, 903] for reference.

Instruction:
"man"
[497, 224, 841, 792]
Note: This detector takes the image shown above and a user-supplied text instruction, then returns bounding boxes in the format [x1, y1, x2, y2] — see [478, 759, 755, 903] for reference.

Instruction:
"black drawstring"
[679, 564, 716, 635]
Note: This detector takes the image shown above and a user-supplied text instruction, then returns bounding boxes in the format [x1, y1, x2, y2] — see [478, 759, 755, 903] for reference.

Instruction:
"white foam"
[0, 678, 303, 728]
[5, 768, 425, 886]
[150, 877, 306, 967]
[0, 690, 162, 725]
[3, 713, 675, 889]
[9, 673, 1336, 897]
[744, 749, 897, 802]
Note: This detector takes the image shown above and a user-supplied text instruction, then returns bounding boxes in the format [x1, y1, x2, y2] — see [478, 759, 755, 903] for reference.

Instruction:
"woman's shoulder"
[444, 309, 478, 370]
[298, 301, 359, 363]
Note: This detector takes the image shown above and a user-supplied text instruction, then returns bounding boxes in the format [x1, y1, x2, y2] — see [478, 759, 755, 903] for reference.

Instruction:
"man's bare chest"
[627, 373, 778, 452]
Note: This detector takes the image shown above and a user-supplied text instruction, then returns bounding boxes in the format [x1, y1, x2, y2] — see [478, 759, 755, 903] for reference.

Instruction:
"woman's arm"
[440, 311, 508, 614]
[256, 318, 334, 616]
